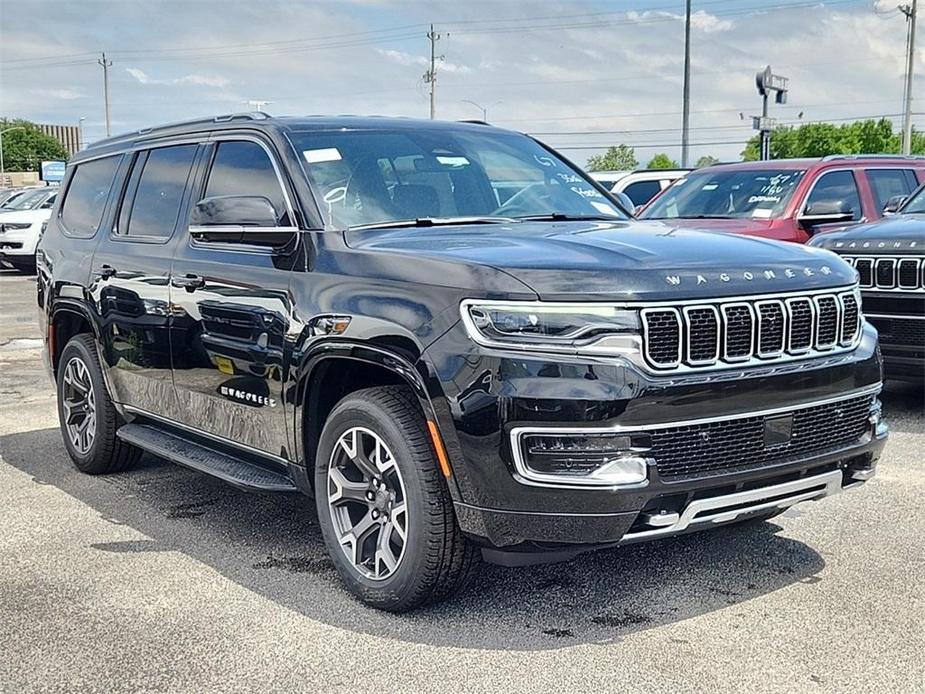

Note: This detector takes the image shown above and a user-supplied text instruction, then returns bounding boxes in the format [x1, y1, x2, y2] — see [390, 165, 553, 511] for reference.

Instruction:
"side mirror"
[882, 195, 907, 215]
[613, 191, 635, 215]
[798, 200, 854, 229]
[190, 195, 295, 247]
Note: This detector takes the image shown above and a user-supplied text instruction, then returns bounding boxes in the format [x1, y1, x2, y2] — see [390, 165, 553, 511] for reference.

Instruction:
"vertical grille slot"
[839, 292, 859, 345]
[641, 308, 682, 368]
[785, 297, 814, 353]
[721, 303, 754, 361]
[854, 258, 874, 287]
[814, 295, 840, 348]
[898, 258, 921, 289]
[683, 306, 720, 364]
[756, 301, 786, 357]
[875, 258, 896, 288]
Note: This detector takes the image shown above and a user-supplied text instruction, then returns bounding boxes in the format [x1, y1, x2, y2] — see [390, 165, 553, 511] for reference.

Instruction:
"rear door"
[863, 168, 920, 216]
[168, 135, 300, 457]
[89, 143, 202, 420]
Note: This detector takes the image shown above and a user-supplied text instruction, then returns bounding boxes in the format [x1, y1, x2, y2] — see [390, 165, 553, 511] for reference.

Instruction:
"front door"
[90, 143, 201, 420]
[168, 136, 299, 457]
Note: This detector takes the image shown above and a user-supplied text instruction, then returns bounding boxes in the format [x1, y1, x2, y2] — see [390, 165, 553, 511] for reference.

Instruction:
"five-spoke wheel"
[61, 356, 97, 455]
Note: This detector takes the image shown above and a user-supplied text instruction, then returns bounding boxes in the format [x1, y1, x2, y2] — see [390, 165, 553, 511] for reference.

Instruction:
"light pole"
[78, 117, 86, 152]
[461, 99, 502, 122]
[0, 126, 26, 183]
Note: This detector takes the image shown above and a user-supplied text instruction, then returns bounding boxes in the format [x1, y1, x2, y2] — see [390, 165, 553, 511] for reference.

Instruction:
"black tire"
[56, 334, 141, 474]
[314, 386, 478, 611]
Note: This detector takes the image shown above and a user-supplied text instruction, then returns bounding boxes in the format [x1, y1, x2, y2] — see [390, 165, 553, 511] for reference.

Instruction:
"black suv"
[809, 186, 925, 380]
[37, 114, 887, 611]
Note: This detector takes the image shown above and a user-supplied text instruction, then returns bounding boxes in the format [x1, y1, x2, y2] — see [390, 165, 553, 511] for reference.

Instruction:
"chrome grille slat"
[898, 258, 920, 289]
[840, 255, 924, 291]
[640, 288, 862, 371]
[875, 258, 896, 288]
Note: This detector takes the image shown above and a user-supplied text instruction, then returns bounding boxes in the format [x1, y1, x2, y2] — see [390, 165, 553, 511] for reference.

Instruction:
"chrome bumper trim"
[621, 469, 850, 542]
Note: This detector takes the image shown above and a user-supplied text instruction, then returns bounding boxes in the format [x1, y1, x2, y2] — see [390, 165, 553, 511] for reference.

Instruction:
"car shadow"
[880, 379, 924, 434]
[1, 427, 826, 651]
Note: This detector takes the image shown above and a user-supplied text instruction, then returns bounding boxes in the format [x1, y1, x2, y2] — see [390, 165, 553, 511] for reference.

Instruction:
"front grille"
[869, 315, 925, 347]
[650, 393, 875, 480]
[640, 288, 861, 370]
[842, 256, 924, 291]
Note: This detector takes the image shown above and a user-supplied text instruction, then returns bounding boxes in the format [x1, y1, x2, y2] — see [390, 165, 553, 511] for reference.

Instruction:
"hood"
[345, 220, 855, 301]
[0, 209, 50, 224]
[809, 214, 925, 252]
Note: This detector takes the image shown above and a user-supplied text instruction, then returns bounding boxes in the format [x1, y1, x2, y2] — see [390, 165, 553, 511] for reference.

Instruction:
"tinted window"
[867, 169, 918, 211]
[622, 180, 662, 206]
[204, 141, 288, 225]
[805, 170, 861, 221]
[119, 145, 197, 238]
[60, 156, 120, 236]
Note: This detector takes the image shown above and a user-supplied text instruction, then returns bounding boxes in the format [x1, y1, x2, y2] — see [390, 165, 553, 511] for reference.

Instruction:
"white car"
[0, 189, 56, 273]
[590, 169, 690, 209]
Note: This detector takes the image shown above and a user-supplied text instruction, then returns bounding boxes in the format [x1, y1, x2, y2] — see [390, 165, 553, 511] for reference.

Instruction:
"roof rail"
[86, 112, 273, 149]
[458, 119, 491, 126]
[821, 153, 925, 161]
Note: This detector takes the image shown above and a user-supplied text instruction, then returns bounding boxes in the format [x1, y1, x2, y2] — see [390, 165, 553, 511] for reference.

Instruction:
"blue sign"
[41, 160, 66, 183]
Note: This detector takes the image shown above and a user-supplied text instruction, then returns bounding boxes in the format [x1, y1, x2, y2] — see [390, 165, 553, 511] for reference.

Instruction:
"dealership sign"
[40, 160, 66, 183]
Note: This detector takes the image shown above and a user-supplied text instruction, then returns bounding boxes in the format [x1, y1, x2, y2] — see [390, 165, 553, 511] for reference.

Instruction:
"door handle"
[174, 274, 205, 291]
[97, 264, 117, 280]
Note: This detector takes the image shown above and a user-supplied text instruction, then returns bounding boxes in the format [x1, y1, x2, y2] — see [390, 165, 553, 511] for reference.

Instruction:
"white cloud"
[125, 67, 230, 88]
[376, 49, 471, 74]
[689, 10, 734, 33]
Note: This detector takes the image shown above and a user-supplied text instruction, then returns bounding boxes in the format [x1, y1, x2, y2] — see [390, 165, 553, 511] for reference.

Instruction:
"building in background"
[37, 123, 80, 157]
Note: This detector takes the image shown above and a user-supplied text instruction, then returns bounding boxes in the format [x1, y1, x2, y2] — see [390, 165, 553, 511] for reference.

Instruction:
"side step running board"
[117, 423, 298, 493]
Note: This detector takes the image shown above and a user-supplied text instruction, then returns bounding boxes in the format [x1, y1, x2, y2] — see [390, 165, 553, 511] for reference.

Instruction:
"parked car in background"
[0, 188, 28, 206]
[0, 189, 57, 273]
[590, 169, 690, 208]
[639, 155, 925, 243]
[810, 185, 925, 380]
[0, 187, 47, 210]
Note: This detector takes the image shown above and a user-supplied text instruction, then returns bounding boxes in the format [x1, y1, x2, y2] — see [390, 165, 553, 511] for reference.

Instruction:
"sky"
[1, 0, 922, 165]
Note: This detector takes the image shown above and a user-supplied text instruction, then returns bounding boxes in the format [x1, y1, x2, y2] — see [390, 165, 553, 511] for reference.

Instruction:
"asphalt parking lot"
[0, 267, 922, 693]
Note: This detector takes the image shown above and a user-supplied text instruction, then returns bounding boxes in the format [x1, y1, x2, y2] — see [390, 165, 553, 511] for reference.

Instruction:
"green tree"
[646, 153, 679, 169]
[0, 118, 69, 172]
[741, 118, 924, 160]
[586, 144, 638, 171]
[695, 155, 719, 168]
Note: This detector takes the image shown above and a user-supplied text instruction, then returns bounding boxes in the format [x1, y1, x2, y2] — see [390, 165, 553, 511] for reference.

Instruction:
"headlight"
[460, 300, 640, 353]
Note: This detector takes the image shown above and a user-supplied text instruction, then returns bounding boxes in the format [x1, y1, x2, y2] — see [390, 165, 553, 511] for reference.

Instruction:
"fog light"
[518, 433, 650, 487]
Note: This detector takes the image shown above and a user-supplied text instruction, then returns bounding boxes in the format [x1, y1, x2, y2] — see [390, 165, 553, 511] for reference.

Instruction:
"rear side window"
[866, 168, 919, 211]
[203, 141, 289, 225]
[60, 156, 120, 237]
[117, 144, 198, 239]
[622, 180, 662, 206]
[805, 170, 862, 221]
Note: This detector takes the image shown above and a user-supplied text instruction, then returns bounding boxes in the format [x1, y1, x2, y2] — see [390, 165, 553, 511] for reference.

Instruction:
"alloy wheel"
[61, 356, 97, 455]
[327, 426, 408, 581]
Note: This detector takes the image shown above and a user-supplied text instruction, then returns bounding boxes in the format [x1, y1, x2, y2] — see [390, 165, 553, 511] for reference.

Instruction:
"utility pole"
[900, 1, 918, 155]
[98, 52, 112, 137]
[424, 25, 442, 119]
[681, 0, 692, 168]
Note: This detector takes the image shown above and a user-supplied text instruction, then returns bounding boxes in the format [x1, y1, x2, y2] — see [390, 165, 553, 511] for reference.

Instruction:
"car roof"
[75, 112, 522, 162]
[699, 156, 925, 174]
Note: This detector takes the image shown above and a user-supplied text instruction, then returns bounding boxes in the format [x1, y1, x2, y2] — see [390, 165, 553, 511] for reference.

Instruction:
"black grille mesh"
[757, 303, 785, 354]
[841, 294, 859, 344]
[644, 310, 680, 365]
[723, 305, 753, 359]
[870, 316, 925, 347]
[855, 259, 874, 286]
[816, 296, 839, 346]
[686, 308, 718, 362]
[788, 299, 813, 351]
[876, 259, 896, 287]
[650, 393, 874, 480]
[898, 259, 920, 288]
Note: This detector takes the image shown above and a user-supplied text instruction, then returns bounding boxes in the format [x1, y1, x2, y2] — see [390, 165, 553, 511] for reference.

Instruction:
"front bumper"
[425, 321, 886, 555]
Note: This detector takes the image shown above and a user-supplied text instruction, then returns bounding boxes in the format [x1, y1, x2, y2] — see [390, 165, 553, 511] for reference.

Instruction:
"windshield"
[1, 189, 49, 211]
[641, 169, 805, 220]
[900, 184, 925, 213]
[290, 128, 626, 229]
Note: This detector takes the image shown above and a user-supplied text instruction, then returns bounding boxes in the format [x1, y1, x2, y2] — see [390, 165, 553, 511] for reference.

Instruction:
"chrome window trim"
[784, 296, 815, 354]
[875, 258, 897, 289]
[812, 294, 841, 350]
[720, 302, 755, 362]
[755, 299, 786, 358]
[509, 384, 881, 490]
[681, 304, 720, 365]
[640, 307, 682, 369]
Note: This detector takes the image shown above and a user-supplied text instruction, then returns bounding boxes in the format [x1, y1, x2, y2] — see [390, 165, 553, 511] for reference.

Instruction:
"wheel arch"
[50, 301, 100, 375]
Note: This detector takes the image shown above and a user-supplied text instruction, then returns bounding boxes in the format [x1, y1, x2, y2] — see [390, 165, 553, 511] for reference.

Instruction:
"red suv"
[639, 155, 925, 243]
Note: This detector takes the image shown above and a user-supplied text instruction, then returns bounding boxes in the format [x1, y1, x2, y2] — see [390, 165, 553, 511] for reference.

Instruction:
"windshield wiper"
[513, 213, 621, 222]
[348, 216, 519, 231]
[645, 214, 734, 220]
